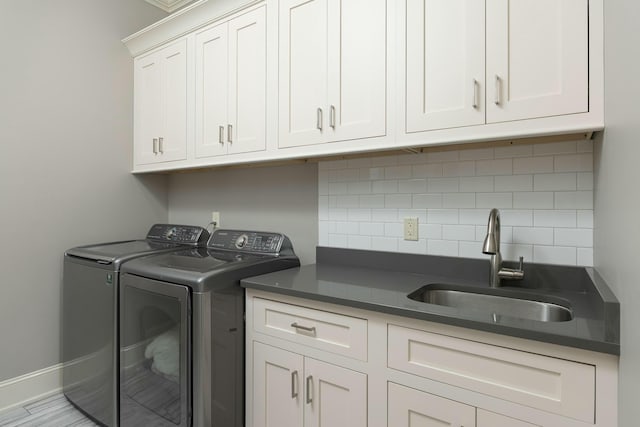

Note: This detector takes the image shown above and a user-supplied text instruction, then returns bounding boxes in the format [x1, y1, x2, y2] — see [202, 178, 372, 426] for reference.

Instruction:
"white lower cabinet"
[246, 290, 617, 427]
[252, 342, 367, 427]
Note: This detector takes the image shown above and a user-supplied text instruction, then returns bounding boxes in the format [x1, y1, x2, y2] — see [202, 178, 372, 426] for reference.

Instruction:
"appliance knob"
[235, 234, 248, 249]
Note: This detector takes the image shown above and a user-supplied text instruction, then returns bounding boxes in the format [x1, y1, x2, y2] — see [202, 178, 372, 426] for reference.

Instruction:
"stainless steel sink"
[408, 284, 573, 322]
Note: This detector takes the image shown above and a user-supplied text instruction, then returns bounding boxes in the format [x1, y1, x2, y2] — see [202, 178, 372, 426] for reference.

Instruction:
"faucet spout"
[482, 208, 502, 287]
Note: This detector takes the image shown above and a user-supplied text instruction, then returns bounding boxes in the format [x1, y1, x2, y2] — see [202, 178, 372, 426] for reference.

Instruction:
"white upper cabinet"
[486, 0, 588, 123]
[134, 39, 188, 165]
[195, 6, 266, 158]
[406, 0, 485, 132]
[279, 0, 386, 148]
[405, 0, 590, 133]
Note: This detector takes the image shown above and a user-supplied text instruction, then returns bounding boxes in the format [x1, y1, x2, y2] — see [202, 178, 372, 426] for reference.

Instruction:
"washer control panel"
[146, 224, 209, 245]
[208, 230, 285, 254]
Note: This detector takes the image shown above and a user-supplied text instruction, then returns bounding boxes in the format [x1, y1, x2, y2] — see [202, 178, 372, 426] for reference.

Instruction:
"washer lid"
[65, 240, 178, 264]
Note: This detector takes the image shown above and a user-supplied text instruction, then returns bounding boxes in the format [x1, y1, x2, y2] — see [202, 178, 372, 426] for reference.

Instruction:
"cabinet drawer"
[388, 324, 595, 423]
[252, 297, 367, 361]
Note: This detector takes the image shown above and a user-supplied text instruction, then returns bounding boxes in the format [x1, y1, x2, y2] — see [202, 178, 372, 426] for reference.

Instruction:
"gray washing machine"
[62, 224, 209, 427]
[118, 229, 299, 427]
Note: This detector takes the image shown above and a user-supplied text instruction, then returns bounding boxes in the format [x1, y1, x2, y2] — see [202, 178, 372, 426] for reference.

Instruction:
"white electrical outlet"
[211, 211, 221, 228]
[404, 217, 419, 241]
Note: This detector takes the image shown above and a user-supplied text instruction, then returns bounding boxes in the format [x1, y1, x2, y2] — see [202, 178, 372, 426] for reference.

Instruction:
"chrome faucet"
[482, 208, 524, 287]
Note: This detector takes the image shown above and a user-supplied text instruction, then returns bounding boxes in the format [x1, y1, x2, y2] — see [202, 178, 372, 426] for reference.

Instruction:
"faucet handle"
[518, 256, 524, 271]
[498, 256, 525, 280]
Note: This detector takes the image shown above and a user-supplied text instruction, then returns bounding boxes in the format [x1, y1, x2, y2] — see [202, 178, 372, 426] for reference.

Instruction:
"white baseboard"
[0, 363, 63, 413]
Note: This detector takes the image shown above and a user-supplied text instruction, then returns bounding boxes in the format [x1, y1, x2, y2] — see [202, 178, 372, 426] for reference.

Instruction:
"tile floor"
[0, 393, 98, 427]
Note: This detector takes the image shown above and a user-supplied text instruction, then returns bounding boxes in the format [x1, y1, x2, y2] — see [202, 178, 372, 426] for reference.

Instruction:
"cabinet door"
[279, 0, 328, 148]
[253, 342, 303, 427]
[406, 0, 485, 132]
[486, 0, 588, 122]
[304, 358, 367, 427]
[326, 0, 386, 142]
[159, 39, 188, 162]
[134, 51, 163, 165]
[388, 382, 476, 427]
[195, 23, 229, 158]
[477, 409, 539, 427]
[228, 6, 267, 155]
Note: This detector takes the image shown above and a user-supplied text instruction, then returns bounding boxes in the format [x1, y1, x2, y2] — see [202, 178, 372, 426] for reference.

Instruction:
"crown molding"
[145, 0, 197, 13]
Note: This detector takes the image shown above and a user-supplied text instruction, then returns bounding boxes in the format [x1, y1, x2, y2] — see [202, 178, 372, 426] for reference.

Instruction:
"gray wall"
[0, 1, 168, 381]
[168, 164, 318, 265]
[595, 0, 640, 425]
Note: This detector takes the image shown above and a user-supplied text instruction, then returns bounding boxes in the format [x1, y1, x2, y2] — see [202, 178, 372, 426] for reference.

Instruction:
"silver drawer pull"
[291, 370, 298, 398]
[227, 124, 233, 143]
[472, 79, 479, 110]
[494, 75, 502, 106]
[158, 137, 164, 154]
[291, 322, 316, 335]
[219, 126, 224, 144]
[316, 107, 323, 131]
[306, 375, 313, 404]
[152, 138, 158, 154]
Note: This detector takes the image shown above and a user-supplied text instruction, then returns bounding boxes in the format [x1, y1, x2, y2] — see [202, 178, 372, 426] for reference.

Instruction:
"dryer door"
[120, 274, 191, 427]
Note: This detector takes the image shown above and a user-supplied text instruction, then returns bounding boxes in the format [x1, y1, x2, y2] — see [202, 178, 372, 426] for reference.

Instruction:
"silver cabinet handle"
[152, 138, 158, 154]
[158, 137, 164, 154]
[330, 105, 336, 129]
[494, 75, 502, 106]
[317, 107, 323, 131]
[291, 322, 316, 335]
[291, 370, 298, 398]
[306, 375, 313, 404]
[219, 126, 224, 144]
[472, 79, 479, 110]
[227, 124, 233, 143]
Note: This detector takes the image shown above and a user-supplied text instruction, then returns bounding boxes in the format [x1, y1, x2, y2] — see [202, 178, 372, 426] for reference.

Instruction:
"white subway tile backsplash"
[318, 140, 593, 267]
[534, 173, 577, 191]
[577, 210, 593, 228]
[443, 193, 476, 208]
[555, 228, 593, 247]
[533, 141, 577, 156]
[412, 163, 443, 178]
[577, 172, 594, 190]
[398, 179, 427, 193]
[347, 181, 372, 195]
[385, 165, 412, 179]
[500, 210, 533, 227]
[460, 176, 494, 192]
[513, 156, 554, 174]
[427, 177, 460, 193]
[533, 246, 576, 265]
[513, 192, 554, 209]
[513, 227, 554, 245]
[427, 240, 459, 256]
[371, 237, 399, 251]
[494, 144, 533, 158]
[427, 209, 459, 224]
[359, 195, 385, 208]
[371, 209, 398, 222]
[476, 192, 513, 208]
[554, 153, 593, 172]
[577, 248, 594, 266]
[555, 191, 593, 209]
[413, 193, 443, 209]
[372, 180, 398, 194]
[385, 194, 412, 208]
[476, 158, 513, 176]
[494, 175, 533, 192]
[534, 210, 576, 228]
[443, 225, 476, 241]
[443, 161, 475, 177]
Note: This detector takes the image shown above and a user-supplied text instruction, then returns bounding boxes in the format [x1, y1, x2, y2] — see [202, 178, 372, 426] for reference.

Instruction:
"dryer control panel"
[208, 230, 291, 255]
[146, 224, 209, 246]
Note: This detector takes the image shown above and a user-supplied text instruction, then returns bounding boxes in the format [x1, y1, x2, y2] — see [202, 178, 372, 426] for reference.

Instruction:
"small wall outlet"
[404, 217, 419, 241]
[211, 211, 221, 228]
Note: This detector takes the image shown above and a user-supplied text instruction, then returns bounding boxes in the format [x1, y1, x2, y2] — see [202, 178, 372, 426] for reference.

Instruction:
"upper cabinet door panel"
[327, 0, 386, 141]
[159, 39, 188, 162]
[134, 53, 162, 165]
[279, 0, 328, 148]
[486, 0, 588, 123]
[228, 6, 267, 155]
[195, 23, 229, 158]
[406, 0, 485, 132]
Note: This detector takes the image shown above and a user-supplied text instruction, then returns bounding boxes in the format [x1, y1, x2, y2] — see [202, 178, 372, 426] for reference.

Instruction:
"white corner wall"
[595, 0, 640, 425]
[0, 0, 168, 384]
[319, 140, 594, 266]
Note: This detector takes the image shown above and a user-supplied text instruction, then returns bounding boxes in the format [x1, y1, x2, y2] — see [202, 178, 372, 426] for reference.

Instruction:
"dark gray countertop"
[241, 247, 620, 355]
